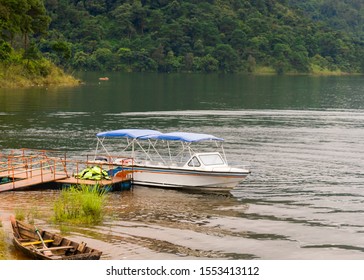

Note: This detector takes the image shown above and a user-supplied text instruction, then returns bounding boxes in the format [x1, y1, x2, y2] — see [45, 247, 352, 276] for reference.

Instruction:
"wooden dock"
[0, 169, 68, 192]
[0, 149, 133, 192]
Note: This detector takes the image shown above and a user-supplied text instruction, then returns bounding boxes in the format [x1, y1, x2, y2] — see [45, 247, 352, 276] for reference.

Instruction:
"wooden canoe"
[10, 217, 102, 260]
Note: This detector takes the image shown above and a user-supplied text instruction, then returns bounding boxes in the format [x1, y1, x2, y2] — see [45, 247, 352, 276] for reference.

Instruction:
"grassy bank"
[0, 220, 9, 260]
[252, 64, 357, 76]
[0, 59, 80, 89]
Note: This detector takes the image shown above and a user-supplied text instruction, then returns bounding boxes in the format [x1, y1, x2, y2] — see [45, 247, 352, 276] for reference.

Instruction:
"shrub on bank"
[0, 61, 80, 88]
[53, 185, 106, 224]
[0, 47, 80, 89]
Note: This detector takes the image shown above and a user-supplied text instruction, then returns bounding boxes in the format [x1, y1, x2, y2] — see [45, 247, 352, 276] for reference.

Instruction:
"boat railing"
[136, 160, 164, 167]
[85, 153, 133, 165]
[90, 152, 189, 169]
[136, 160, 187, 168]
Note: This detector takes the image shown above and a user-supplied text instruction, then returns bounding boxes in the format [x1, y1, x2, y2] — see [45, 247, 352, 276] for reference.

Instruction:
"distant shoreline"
[0, 72, 81, 89]
[0, 63, 81, 89]
[1, 68, 362, 89]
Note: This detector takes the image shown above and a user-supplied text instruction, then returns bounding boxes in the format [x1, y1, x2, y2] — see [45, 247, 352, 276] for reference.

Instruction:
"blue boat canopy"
[96, 129, 162, 139]
[97, 129, 224, 142]
[141, 132, 224, 142]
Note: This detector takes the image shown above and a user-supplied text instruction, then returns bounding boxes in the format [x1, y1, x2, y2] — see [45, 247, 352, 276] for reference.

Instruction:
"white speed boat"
[94, 129, 250, 192]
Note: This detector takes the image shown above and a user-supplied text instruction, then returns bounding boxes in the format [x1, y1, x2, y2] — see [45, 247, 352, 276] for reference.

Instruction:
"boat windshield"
[198, 154, 225, 166]
[187, 156, 201, 167]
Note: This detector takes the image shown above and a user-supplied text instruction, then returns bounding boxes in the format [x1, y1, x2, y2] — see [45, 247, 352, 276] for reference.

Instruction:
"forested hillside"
[0, 0, 78, 87]
[2, 0, 364, 75]
[288, 0, 364, 41]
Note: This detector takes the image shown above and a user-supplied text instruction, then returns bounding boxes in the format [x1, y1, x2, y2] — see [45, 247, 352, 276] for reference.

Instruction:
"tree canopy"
[0, 0, 50, 49]
[1, 0, 364, 74]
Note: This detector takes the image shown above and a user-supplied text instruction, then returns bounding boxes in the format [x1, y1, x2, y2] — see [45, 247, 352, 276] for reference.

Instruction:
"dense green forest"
[0, 0, 78, 87]
[1, 0, 364, 75]
[288, 0, 364, 41]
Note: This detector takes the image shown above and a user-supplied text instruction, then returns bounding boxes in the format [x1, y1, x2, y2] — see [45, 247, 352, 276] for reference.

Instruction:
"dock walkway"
[0, 169, 68, 192]
[0, 149, 132, 193]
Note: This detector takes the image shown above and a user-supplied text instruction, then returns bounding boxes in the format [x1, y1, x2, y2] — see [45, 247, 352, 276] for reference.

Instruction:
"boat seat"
[38, 245, 74, 252]
[22, 239, 54, 246]
[49, 255, 63, 260]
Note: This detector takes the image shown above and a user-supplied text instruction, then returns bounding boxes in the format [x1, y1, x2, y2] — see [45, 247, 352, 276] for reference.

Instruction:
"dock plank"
[0, 172, 68, 192]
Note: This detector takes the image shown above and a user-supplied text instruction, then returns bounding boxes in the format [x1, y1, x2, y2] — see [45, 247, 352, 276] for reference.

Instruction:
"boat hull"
[12, 239, 102, 260]
[11, 217, 102, 260]
[130, 165, 250, 192]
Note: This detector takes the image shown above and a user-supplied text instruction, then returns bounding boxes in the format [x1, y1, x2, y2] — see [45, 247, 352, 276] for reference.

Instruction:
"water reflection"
[1, 74, 364, 114]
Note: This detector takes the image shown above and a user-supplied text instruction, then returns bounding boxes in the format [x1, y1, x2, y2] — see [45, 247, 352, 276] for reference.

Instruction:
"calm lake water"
[1, 73, 364, 259]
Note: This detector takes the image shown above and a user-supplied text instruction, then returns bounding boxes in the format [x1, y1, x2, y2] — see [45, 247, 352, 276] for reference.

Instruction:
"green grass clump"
[0, 221, 9, 260]
[53, 185, 106, 224]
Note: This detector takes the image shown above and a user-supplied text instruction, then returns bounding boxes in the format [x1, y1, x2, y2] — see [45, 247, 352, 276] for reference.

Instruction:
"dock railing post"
[7, 156, 11, 177]
[61, 158, 68, 177]
[40, 160, 43, 182]
[53, 159, 56, 180]
[30, 157, 32, 178]
[62, 156, 66, 176]
[76, 161, 79, 185]
[25, 158, 28, 179]
[12, 165, 15, 190]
